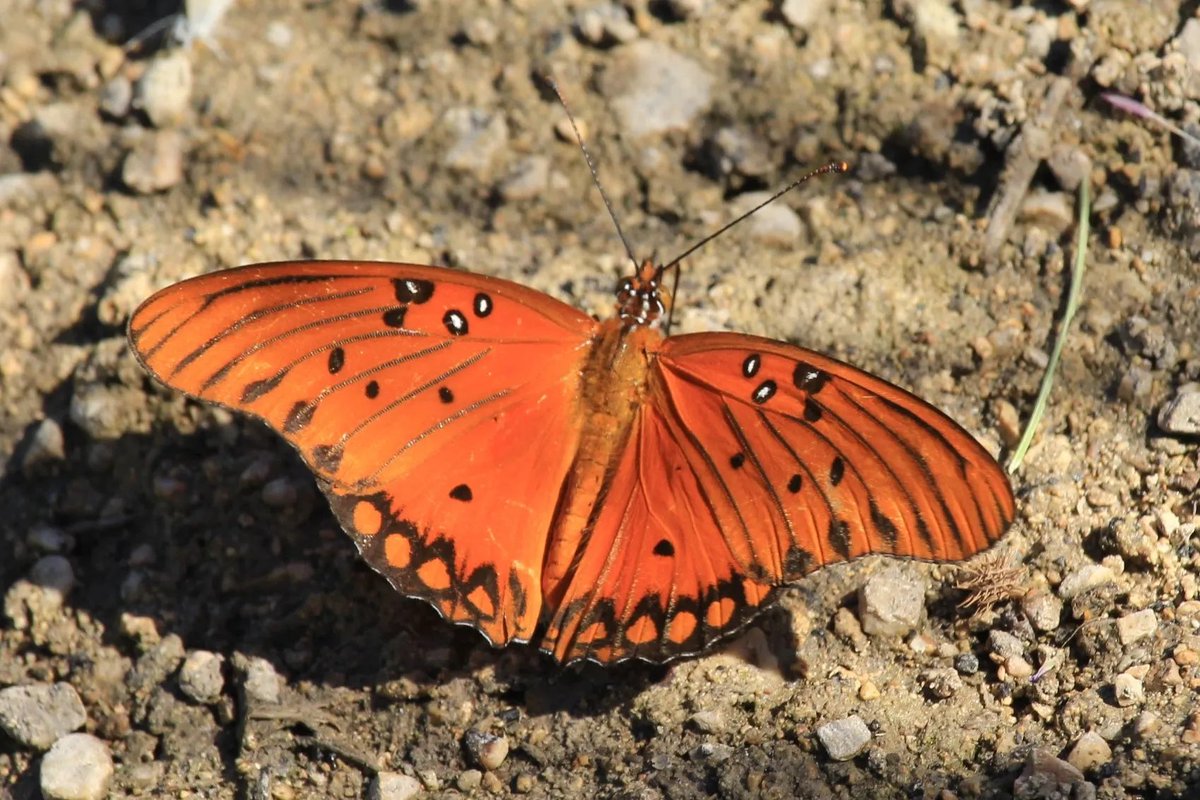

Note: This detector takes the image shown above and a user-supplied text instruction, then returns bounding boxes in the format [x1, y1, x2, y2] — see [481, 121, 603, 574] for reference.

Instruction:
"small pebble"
[1019, 748, 1084, 788]
[514, 773, 536, 793]
[1018, 189, 1074, 233]
[1116, 608, 1157, 645]
[731, 191, 804, 247]
[779, 0, 830, 31]
[178, 650, 225, 705]
[0, 683, 87, 750]
[857, 565, 926, 637]
[456, 769, 483, 791]
[688, 710, 724, 733]
[1113, 670, 1145, 707]
[121, 131, 185, 194]
[1132, 711, 1161, 738]
[463, 730, 509, 770]
[30, 555, 75, 598]
[261, 477, 298, 508]
[39, 733, 113, 800]
[599, 40, 713, 138]
[954, 653, 979, 675]
[135, 52, 193, 127]
[27, 524, 68, 554]
[22, 418, 66, 473]
[987, 630, 1025, 661]
[498, 156, 550, 202]
[369, 772, 422, 800]
[816, 715, 871, 761]
[441, 107, 509, 177]
[1021, 591, 1062, 632]
[1066, 731, 1112, 773]
[99, 75, 133, 118]
[663, 0, 709, 18]
[920, 668, 962, 699]
[1004, 655, 1034, 680]
[265, 21, 293, 48]
[574, 3, 639, 46]
[1057, 565, 1115, 599]
[238, 655, 282, 704]
[1157, 386, 1200, 435]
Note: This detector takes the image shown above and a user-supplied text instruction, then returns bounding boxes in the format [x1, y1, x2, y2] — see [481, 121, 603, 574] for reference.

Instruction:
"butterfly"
[128, 187, 1015, 666]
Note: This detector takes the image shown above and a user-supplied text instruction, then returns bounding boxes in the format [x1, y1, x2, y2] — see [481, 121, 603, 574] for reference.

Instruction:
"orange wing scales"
[130, 261, 598, 648]
[540, 331, 1013, 663]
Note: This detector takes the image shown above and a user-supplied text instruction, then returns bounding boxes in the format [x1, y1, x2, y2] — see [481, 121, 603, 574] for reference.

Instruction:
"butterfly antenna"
[661, 161, 850, 272]
[544, 77, 640, 272]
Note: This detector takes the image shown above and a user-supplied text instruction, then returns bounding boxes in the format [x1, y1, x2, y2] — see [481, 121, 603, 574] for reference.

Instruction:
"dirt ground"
[2, 0, 1199, 798]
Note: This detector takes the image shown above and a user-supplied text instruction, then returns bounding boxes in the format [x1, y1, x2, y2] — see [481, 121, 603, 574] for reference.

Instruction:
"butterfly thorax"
[541, 318, 665, 601]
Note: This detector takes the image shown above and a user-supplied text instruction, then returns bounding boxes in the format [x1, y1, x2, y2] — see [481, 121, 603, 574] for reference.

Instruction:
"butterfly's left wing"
[129, 260, 599, 649]
[541, 331, 1014, 664]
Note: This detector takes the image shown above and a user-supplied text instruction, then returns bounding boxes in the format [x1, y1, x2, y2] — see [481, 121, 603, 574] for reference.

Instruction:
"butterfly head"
[616, 259, 670, 328]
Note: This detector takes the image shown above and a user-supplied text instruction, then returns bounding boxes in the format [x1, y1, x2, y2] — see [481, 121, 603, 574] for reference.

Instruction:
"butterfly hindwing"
[541, 330, 1014, 663]
[129, 260, 599, 645]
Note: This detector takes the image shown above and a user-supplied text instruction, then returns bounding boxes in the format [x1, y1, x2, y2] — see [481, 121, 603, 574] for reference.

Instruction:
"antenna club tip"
[833, 160, 850, 173]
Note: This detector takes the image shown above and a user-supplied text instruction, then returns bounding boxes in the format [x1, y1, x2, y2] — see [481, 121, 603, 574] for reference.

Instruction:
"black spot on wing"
[365, 380, 380, 399]
[242, 370, 288, 403]
[752, 379, 777, 404]
[786, 473, 803, 493]
[473, 292, 492, 318]
[328, 347, 345, 374]
[742, 354, 761, 378]
[830, 456, 845, 486]
[393, 278, 434, 304]
[382, 307, 407, 328]
[869, 500, 899, 549]
[285, 400, 315, 433]
[438, 386, 454, 404]
[449, 484, 473, 502]
[794, 362, 830, 394]
[444, 310, 468, 336]
[652, 539, 675, 557]
[730, 452, 746, 469]
[829, 519, 852, 560]
[803, 398, 822, 422]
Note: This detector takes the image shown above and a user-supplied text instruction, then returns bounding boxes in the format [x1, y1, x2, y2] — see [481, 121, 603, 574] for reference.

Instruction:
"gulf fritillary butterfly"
[128, 183, 1015, 666]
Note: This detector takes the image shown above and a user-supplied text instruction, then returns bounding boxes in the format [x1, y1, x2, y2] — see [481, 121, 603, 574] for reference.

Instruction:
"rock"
[22, 418, 66, 473]
[731, 191, 804, 246]
[987, 630, 1025, 660]
[892, 0, 962, 70]
[456, 769, 483, 791]
[919, 668, 962, 699]
[954, 652, 979, 675]
[1157, 385, 1200, 435]
[858, 565, 926, 637]
[99, 75, 132, 118]
[237, 655, 282, 704]
[1016, 748, 1084, 793]
[1116, 609, 1157, 645]
[121, 130, 185, 194]
[39, 733, 113, 800]
[464, 730, 509, 770]
[71, 381, 137, 440]
[441, 107, 509, 177]
[574, 3, 639, 46]
[706, 127, 772, 180]
[1066, 731, 1112, 773]
[1114, 670, 1145, 707]
[1057, 565, 1115, 599]
[1021, 591, 1063, 632]
[27, 524, 68, 554]
[497, 155, 550, 202]
[599, 40, 713, 139]
[1018, 189, 1074, 234]
[0, 683, 87, 750]
[135, 53, 192, 127]
[178, 651, 225, 704]
[816, 715, 870, 761]
[369, 771, 422, 800]
[30, 555, 75, 599]
[780, 0, 830, 31]
[688, 710, 724, 733]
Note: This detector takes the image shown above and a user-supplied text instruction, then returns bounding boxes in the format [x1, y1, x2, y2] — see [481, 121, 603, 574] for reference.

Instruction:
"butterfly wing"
[542, 331, 1014, 663]
[129, 260, 599, 647]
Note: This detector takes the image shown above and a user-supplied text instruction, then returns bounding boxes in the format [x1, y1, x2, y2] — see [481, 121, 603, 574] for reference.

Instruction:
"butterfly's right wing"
[129, 260, 599, 647]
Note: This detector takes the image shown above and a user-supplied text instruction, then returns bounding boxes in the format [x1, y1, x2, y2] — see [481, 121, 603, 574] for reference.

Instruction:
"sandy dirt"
[2, 0, 1199, 798]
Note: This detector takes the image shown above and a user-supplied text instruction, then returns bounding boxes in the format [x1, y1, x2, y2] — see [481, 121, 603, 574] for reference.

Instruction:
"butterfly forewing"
[129, 260, 599, 646]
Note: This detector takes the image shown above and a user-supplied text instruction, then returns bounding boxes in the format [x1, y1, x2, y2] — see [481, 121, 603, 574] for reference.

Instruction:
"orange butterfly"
[128, 185, 1014, 666]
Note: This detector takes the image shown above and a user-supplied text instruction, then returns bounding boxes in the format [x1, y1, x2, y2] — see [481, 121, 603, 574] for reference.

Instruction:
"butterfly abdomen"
[541, 321, 664, 603]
